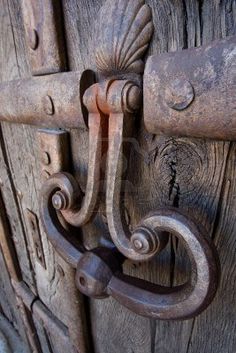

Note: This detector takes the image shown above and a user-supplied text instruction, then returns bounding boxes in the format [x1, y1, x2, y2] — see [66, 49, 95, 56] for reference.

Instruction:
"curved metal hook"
[76, 209, 219, 320]
[40, 172, 83, 268]
[106, 109, 168, 261]
[55, 112, 103, 227]
[108, 210, 220, 319]
[40, 107, 104, 267]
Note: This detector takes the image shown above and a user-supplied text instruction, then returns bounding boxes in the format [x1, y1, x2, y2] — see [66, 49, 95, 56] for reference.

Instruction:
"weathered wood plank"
[0, 0, 35, 292]
[187, 145, 236, 353]
[0, 0, 89, 351]
[184, 1, 236, 353]
[0, 194, 33, 353]
[147, 1, 235, 353]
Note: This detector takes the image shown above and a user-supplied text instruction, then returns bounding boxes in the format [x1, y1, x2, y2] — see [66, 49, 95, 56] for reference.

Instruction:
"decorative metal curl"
[40, 172, 83, 268]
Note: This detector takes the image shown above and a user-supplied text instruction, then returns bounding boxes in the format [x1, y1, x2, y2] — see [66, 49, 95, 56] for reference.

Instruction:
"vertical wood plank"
[0, 193, 32, 352]
[0, 0, 89, 351]
[184, 2, 236, 353]
[0, 0, 35, 291]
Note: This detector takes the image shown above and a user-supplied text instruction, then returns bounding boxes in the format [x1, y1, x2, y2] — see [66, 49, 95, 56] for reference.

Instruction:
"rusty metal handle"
[40, 178, 219, 320]
[40, 172, 83, 267]
[106, 108, 168, 261]
[76, 209, 219, 320]
[39, 0, 220, 321]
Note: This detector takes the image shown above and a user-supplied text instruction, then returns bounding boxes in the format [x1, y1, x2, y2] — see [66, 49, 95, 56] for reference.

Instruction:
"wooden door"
[0, 1, 235, 353]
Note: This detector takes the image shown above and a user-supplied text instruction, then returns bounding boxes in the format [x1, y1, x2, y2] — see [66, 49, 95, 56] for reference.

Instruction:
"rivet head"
[41, 152, 50, 166]
[165, 78, 194, 111]
[42, 95, 54, 116]
[41, 170, 50, 180]
[133, 239, 143, 250]
[131, 227, 158, 255]
[52, 191, 68, 210]
[28, 29, 39, 50]
[123, 83, 142, 113]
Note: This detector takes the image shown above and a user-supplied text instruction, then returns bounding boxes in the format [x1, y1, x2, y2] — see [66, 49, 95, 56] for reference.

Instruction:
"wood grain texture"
[183, 3, 236, 353]
[146, 1, 236, 352]
[0, 194, 32, 352]
[0, 0, 88, 352]
[0, 0, 35, 292]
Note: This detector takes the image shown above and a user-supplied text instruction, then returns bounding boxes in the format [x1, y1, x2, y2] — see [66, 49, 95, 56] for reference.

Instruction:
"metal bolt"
[52, 191, 68, 210]
[165, 78, 194, 111]
[133, 239, 143, 250]
[41, 170, 50, 180]
[43, 95, 54, 116]
[131, 227, 158, 255]
[28, 29, 39, 50]
[41, 152, 50, 165]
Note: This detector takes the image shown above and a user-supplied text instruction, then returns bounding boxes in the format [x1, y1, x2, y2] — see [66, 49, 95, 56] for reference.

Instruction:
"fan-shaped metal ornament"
[95, 0, 154, 76]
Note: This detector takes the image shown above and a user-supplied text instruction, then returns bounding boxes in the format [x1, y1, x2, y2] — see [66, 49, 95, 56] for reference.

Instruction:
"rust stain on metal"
[165, 78, 194, 111]
[37, 129, 70, 179]
[0, 70, 95, 129]
[144, 35, 236, 140]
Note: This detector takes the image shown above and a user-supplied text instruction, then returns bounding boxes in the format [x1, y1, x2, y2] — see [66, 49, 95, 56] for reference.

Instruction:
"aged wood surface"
[0, 0, 89, 352]
[0, 196, 31, 353]
[0, 0, 236, 353]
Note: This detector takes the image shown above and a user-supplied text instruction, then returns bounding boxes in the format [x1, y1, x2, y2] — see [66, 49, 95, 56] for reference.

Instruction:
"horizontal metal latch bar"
[0, 70, 95, 129]
[144, 35, 236, 140]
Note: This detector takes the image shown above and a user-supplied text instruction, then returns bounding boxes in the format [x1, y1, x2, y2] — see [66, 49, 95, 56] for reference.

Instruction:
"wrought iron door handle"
[40, 193, 219, 319]
[39, 0, 220, 320]
[75, 210, 219, 321]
